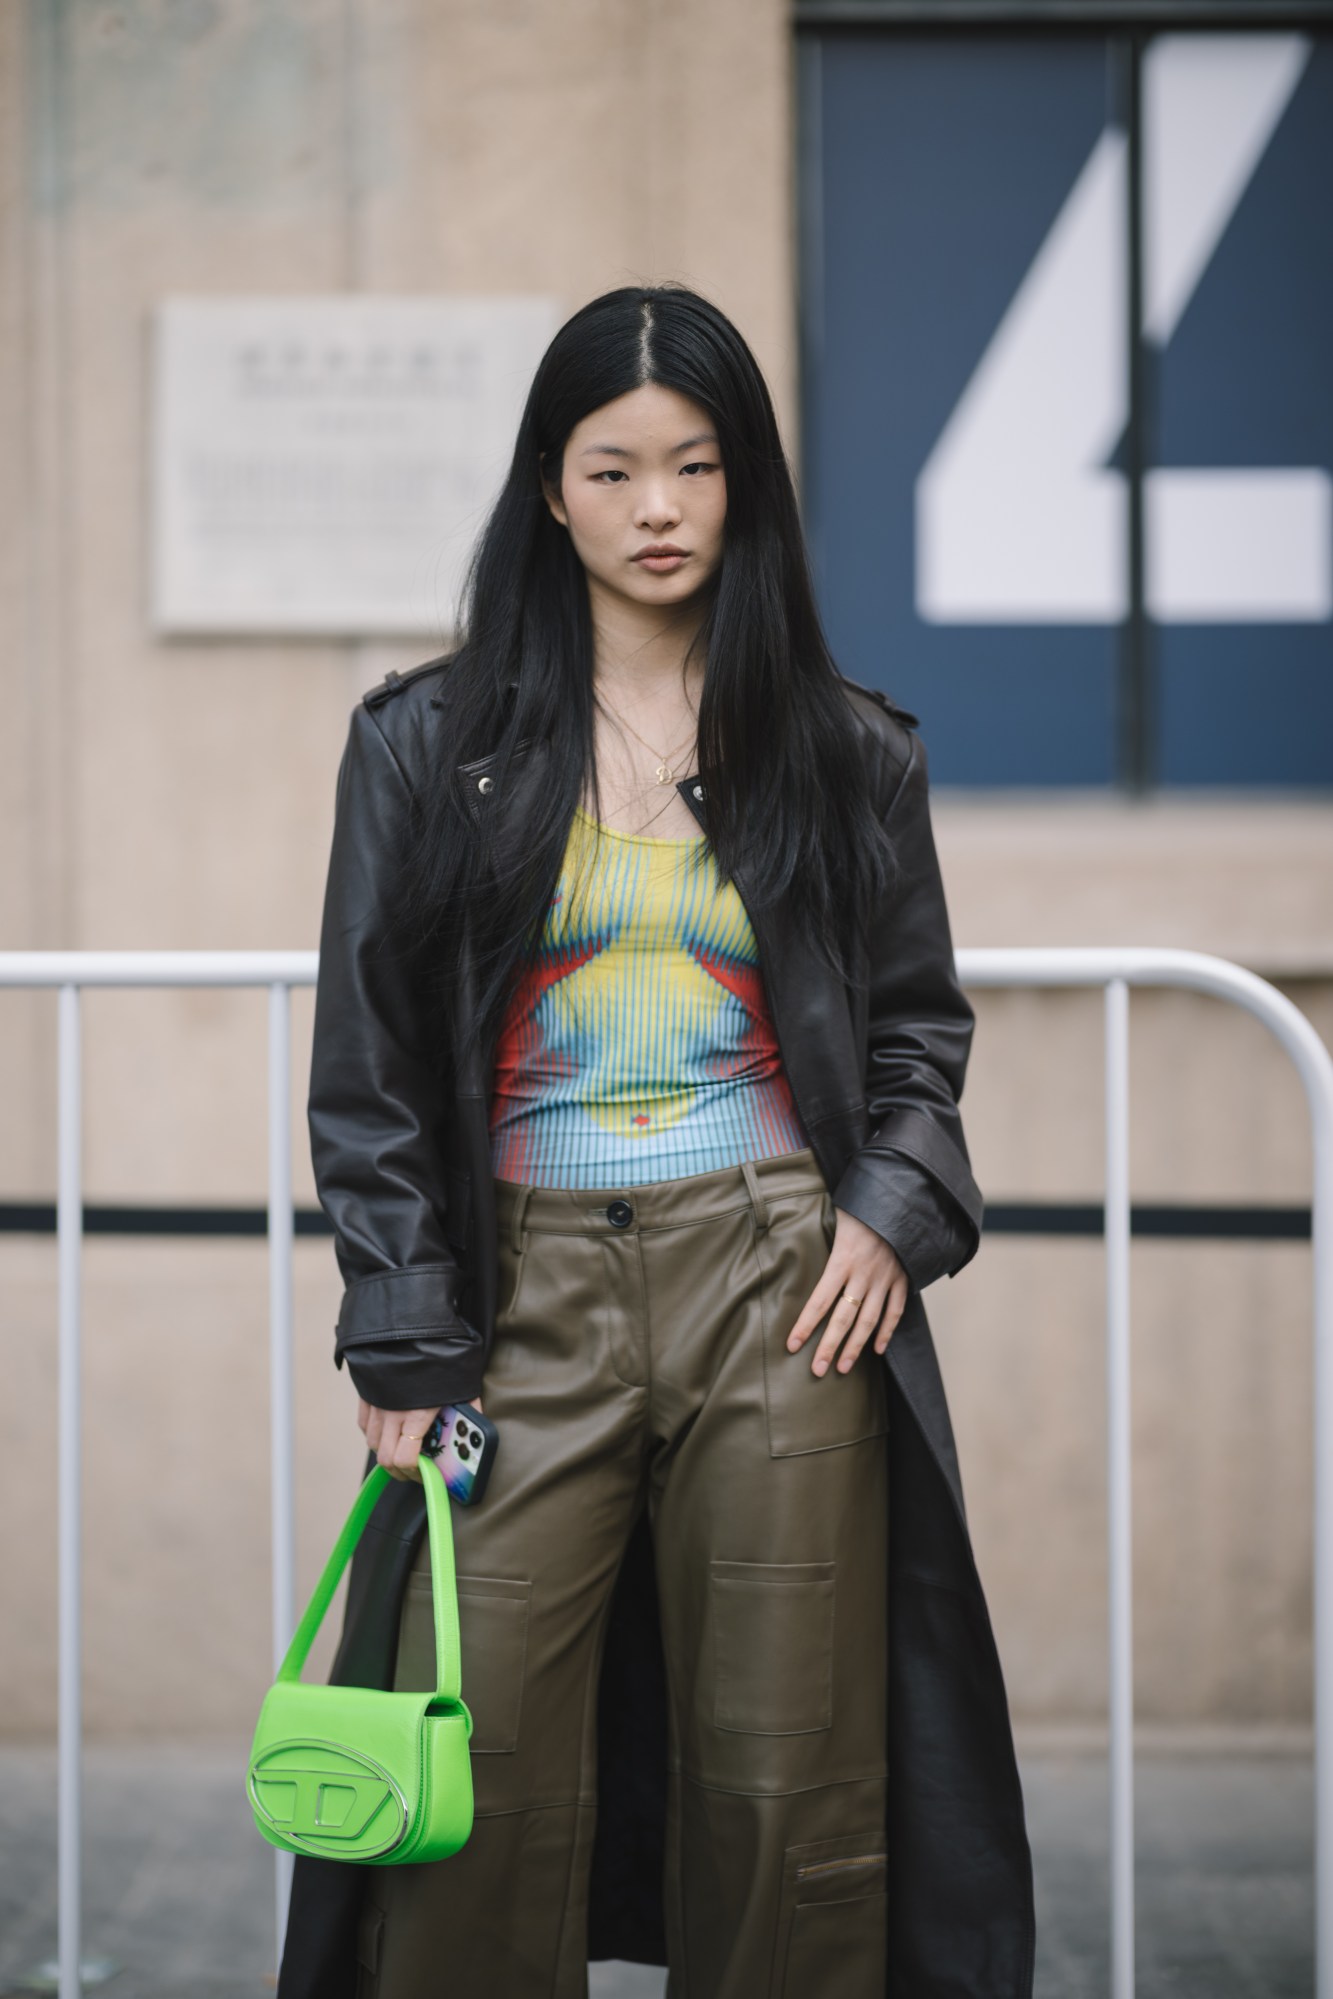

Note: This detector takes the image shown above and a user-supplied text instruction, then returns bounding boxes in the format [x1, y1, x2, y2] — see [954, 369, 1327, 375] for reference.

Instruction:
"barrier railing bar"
[0, 951, 319, 989]
[267, 983, 297, 1961]
[2, 945, 1330, 1999]
[57, 983, 81, 1999]
[1105, 979, 1135, 1999]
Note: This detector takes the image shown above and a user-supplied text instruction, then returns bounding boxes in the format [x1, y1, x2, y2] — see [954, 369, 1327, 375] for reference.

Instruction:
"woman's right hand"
[357, 1396, 484, 1483]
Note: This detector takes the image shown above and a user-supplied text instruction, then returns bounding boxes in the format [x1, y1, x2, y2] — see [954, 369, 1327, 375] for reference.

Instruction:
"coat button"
[606, 1198, 634, 1229]
[692, 783, 704, 800]
[477, 775, 494, 793]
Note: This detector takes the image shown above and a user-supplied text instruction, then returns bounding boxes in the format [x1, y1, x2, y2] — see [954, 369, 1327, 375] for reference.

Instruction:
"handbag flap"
[248, 1681, 435, 1861]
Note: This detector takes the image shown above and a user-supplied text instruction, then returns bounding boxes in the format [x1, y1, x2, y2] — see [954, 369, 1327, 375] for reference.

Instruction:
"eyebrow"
[578, 432, 719, 459]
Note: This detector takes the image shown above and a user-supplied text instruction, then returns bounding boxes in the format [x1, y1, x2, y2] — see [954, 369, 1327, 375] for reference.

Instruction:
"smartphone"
[422, 1403, 500, 1506]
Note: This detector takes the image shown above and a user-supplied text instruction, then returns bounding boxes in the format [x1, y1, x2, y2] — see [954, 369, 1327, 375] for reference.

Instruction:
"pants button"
[606, 1199, 634, 1229]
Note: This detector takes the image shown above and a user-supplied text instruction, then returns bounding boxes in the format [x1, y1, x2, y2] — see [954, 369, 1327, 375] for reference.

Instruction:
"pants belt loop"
[510, 1183, 534, 1256]
[740, 1158, 771, 1235]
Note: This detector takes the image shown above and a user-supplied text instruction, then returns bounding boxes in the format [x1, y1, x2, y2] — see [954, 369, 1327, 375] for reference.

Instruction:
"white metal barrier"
[0, 953, 316, 1998]
[0, 945, 1329, 1999]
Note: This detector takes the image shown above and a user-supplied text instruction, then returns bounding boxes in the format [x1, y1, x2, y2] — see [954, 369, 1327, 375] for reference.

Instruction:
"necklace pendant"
[654, 762, 673, 784]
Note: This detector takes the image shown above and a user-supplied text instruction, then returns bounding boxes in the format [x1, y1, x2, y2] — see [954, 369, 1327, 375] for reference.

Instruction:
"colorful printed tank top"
[488, 804, 808, 1188]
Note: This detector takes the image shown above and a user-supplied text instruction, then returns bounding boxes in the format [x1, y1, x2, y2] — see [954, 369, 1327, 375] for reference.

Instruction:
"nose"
[634, 477, 682, 534]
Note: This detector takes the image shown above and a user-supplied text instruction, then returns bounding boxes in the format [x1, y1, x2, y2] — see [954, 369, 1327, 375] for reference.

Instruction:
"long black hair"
[401, 282, 894, 1057]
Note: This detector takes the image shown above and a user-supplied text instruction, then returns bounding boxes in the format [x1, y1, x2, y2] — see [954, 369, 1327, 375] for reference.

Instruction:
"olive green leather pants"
[358, 1146, 889, 1999]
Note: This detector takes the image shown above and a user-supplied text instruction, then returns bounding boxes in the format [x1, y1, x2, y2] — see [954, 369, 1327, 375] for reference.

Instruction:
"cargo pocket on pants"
[456, 1575, 532, 1754]
[711, 1560, 835, 1735]
[398, 1572, 531, 1754]
[774, 1833, 888, 1998]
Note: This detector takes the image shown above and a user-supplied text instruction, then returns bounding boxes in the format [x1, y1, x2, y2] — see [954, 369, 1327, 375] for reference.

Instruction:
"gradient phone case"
[424, 1404, 500, 1505]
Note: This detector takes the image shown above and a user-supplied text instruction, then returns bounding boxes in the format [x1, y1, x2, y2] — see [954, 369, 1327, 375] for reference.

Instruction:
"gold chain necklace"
[594, 685, 698, 785]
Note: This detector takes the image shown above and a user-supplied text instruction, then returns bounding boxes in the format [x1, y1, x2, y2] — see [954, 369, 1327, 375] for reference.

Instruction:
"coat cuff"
[340, 1331, 486, 1412]
[334, 1262, 465, 1339]
[833, 1109, 984, 1289]
[333, 1263, 485, 1409]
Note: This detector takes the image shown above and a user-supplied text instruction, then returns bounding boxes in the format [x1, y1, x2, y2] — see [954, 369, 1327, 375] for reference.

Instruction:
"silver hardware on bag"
[477, 775, 494, 793]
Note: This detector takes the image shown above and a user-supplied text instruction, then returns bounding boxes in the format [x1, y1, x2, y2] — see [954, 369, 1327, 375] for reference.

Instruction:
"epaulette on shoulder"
[362, 653, 453, 709]
[837, 671, 920, 731]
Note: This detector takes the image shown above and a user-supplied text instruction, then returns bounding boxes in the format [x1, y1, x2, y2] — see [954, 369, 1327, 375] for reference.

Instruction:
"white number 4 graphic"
[916, 35, 1331, 625]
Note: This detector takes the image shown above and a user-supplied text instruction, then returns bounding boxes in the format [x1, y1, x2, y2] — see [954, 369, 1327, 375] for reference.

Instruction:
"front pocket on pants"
[756, 1194, 890, 1459]
[711, 1560, 835, 1735]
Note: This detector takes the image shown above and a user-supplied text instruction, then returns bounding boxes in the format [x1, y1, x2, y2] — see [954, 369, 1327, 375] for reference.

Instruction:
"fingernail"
[812, 1359, 827, 1376]
[787, 1336, 801, 1352]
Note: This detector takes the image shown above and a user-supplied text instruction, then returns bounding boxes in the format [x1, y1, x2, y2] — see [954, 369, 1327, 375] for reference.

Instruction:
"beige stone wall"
[1, 1, 1329, 1738]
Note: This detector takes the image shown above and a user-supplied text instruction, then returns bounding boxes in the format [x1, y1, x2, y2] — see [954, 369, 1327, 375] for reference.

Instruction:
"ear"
[539, 455, 568, 529]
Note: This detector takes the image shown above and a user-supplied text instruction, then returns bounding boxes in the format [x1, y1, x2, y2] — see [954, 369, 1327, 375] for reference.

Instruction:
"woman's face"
[542, 383, 727, 616]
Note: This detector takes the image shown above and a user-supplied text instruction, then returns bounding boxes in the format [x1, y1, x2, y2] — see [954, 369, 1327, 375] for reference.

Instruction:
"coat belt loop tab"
[510, 1183, 534, 1256]
[740, 1159, 771, 1235]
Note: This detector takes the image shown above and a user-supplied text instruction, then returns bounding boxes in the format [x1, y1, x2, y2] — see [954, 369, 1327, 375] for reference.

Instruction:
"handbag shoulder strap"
[419, 1452, 464, 1705]
[276, 1458, 463, 1705]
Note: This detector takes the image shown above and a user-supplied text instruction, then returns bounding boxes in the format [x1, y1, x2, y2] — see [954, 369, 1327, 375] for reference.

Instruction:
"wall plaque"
[151, 295, 560, 636]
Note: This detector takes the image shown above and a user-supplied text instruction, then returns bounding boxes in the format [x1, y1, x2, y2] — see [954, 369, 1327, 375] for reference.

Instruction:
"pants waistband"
[493, 1146, 826, 1247]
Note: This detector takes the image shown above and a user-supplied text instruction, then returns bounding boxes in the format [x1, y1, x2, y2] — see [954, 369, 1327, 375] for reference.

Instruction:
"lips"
[635, 543, 695, 567]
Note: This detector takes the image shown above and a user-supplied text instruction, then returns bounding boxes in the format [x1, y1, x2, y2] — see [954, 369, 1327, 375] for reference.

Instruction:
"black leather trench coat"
[279, 657, 1035, 1999]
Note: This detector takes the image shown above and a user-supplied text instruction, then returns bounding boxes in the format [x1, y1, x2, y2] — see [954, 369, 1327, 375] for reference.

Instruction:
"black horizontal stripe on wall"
[983, 1202, 1312, 1241]
[0, 1201, 1314, 1241]
[794, 3, 1333, 26]
[0, 1203, 335, 1238]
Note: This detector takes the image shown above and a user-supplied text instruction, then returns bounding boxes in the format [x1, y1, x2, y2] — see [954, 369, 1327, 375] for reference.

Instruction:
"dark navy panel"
[805, 35, 1118, 784]
[1159, 631, 1333, 785]
[1153, 38, 1333, 786]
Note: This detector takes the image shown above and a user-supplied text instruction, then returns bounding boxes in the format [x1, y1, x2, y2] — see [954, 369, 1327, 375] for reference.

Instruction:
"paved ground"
[0, 1738, 1313, 1997]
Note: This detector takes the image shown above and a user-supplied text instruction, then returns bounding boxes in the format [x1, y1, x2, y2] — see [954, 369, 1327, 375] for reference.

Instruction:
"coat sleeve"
[831, 731, 983, 1289]
[307, 702, 486, 1411]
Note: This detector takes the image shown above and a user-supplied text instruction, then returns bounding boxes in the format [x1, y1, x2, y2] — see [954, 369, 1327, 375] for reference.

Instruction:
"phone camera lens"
[455, 1418, 467, 1436]
[458, 1443, 471, 1462]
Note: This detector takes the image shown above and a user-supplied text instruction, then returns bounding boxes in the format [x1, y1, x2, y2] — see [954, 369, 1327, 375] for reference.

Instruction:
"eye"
[680, 460, 719, 477]
[592, 468, 628, 483]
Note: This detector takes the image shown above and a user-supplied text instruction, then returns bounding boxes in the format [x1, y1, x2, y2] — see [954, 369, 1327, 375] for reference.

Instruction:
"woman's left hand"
[785, 1206, 910, 1376]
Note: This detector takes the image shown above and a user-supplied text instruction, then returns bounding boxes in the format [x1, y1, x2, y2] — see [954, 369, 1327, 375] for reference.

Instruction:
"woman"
[284, 285, 1034, 1999]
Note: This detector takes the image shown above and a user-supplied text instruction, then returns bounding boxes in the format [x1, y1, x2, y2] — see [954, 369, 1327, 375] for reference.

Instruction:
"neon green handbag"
[246, 1457, 474, 1865]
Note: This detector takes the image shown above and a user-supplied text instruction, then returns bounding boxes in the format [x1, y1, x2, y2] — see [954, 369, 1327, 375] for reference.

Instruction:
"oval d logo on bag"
[248, 1739, 409, 1857]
